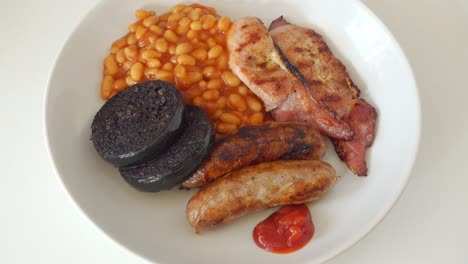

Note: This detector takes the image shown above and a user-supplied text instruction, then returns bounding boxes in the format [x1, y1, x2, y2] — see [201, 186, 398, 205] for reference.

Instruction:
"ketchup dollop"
[253, 204, 314, 254]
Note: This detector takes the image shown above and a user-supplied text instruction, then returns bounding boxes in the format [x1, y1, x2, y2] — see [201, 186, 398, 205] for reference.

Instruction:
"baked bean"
[135, 9, 154, 20]
[114, 79, 127, 91]
[176, 25, 190, 35]
[202, 66, 215, 78]
[188, 71, 203, 83]
[177, 54, 196, 65]
[228, 94, 248, 112]
[100, 4, 268, 133]
[101, 75, 113, 99]
[191, 48, 207, 61]
[217, 53, 228, 69]
[168, 13, 183, 22]
[179, 17, 191, 27]
[222, 71, 241, 87]
[216, 123, 237, 133]
[128, 22, 138, 33]
[144, 68, 158, 79]
[174, 64, 186, 78]
[216, 96, 227, 108]
[190, 21, 202, 31]
[149, 25, 163, 35]
[207, 79, 222, 90]
[182, 7, 194, 14]
[104, 55, 118, 75]
[163, 29, 179, 43]
[125, 75, 137, 86]
[171, 4, 185, 13]
[207, 38, 217, 48]
[248, 112, 264, 125]
[111, 38, 128, 54]
[155, 38, 168, 52]
[135, 26, 147, 40]
[127, 34, 137, 45]
[246, 96, 262, 112]
[175, 42, 192, 55]
[140, 49, 159, 61]
[217, 16, 231, 32]
[155, 70, 173, 82]
[161, 63, 172, 71]
[169, 44, 177, 55]
[169, 55, 178, 64]
[219, 112, 241, 125]
[143, 15, 159, 28]
[147, 58, 161, 68]
[121, 60, 135, 71]
[238, 85, 249, 95]
[186, 29, 198, 40]
[192, 96, 204, 107]
[185, 85, 205, 100]
[189, 8, 203, 20]
[201, 15, 216, 30]
[208, 45, 223, 59]
[199, 80, 207, 88]
[115, 49, 126, 63]
[202, 89, 220, 101]
[124, 45, 139, 60]
[130, 62, 144, 81]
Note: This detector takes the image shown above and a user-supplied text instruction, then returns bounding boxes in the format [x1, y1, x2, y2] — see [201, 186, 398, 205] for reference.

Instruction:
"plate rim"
[43, 0, 422, 263]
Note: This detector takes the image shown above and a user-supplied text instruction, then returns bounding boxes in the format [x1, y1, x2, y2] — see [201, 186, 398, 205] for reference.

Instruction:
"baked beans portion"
[100, 3, 267, 134]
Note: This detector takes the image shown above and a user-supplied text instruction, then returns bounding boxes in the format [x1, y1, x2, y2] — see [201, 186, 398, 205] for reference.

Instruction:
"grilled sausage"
[181, 122, 327, 189]
[186, 160, 338, 232]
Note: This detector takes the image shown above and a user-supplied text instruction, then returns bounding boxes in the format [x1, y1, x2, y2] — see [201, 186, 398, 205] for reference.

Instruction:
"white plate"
[44, 0, 420, 263]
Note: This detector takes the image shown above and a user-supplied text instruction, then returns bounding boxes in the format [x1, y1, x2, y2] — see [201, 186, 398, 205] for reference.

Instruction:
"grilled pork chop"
[227, 17, 354, 140]
[269, 17, 377, 175]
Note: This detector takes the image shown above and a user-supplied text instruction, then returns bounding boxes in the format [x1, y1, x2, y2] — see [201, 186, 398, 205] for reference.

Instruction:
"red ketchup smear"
[253, 204, 314, 254]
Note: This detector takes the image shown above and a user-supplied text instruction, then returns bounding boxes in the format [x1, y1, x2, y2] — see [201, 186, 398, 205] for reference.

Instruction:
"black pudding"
[119, 105, 215, 192]
[91, 80, 184, 167]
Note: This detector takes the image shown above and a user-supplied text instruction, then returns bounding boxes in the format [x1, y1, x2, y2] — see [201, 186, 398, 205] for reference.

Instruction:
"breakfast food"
[227, 17, 354, 140]
[181, 122, 327, 189]
[120, 105, 215, 192]
[91, 80, 184, 167]
[186, 160, 337, 232]
[93, 2, 380, 254]
[100, 4, 267, 134]
[269, 17, 377, 175]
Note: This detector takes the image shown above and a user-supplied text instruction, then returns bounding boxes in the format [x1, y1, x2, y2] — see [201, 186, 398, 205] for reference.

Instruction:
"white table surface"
[2, 0, 468, 263]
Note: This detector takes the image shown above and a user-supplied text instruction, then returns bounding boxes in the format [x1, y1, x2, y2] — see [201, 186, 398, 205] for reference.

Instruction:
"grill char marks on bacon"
[269, 17, 377, 175]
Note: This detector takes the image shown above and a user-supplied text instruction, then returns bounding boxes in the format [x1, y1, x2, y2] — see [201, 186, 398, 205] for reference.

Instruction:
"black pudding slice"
[119, 105, 215, 192]
[91, 81, 184, 167]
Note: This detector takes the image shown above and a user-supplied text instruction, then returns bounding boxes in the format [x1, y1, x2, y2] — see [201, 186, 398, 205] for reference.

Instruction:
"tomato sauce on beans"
[253, 204, 315, 254]
[100, 3, 268, 134]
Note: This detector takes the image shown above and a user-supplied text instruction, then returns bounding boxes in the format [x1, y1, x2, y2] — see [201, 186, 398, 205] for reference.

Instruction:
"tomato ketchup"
[253, 204, 314, 253]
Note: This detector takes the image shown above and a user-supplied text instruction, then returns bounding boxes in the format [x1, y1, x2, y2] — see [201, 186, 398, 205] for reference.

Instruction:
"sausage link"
[181, 121, 327, 189]
[186, 160, 338, 232]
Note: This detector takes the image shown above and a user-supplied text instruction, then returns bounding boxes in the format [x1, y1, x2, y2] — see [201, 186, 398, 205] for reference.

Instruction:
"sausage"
[186, 160, 338, 232]
[181, 122, 327, 189]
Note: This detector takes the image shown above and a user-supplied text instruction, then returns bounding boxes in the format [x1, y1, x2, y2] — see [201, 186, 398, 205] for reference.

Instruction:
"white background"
[1, 0, 467, 263]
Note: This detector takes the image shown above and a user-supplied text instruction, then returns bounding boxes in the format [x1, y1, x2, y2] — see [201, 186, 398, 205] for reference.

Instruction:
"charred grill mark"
[294, 47, 304, 53]
[219, 148, 234, 162]
[322, 94, 342, 102]
[275, 83, 281, 91]
[309, 79, 323, 86]
[235, 32, 262, 52]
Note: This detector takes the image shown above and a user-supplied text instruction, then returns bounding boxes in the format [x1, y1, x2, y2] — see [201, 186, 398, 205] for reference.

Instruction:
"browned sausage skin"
[186, 160, 338, 232]
[181, 122, 327, 189]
